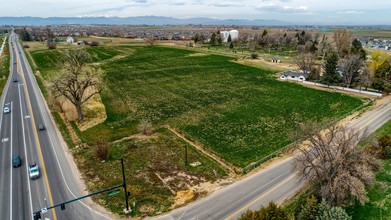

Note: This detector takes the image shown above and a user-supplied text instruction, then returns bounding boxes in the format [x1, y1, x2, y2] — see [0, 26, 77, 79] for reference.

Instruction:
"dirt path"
[163, 125, 237, 175]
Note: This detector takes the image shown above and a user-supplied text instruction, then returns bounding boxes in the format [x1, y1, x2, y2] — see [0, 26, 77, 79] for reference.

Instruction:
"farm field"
[30, 45, 363, 168]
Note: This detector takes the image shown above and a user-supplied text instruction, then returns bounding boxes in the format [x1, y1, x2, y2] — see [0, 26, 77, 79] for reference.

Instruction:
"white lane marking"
[27, 58, 110, 218]
[2, 138, 9, 142]
[0, 34, 16, 220]
[18, 84, 33, 220]
[10, 101, 13, 220]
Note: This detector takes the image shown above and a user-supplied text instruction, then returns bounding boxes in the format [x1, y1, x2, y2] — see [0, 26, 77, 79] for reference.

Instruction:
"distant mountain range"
[0, 16, 292, 26]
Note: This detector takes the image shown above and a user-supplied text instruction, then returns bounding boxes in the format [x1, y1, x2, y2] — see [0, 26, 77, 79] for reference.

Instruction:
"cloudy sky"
[2, 0, 391, 24]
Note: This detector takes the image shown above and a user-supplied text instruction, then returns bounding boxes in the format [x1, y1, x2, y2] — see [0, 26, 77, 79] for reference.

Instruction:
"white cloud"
[337, 10, 364, 14]
[256, 4, 309, 14]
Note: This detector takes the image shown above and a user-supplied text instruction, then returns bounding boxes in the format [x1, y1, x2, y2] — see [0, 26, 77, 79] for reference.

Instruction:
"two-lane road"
[0, 32, 110, 220]
[154, 98, 391, 220]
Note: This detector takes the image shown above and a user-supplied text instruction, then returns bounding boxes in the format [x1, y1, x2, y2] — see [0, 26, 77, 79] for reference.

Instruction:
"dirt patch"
[173, 190, 195, 208]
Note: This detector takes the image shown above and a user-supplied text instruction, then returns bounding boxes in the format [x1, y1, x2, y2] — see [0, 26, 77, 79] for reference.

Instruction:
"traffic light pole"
[33, 158, 130, 219]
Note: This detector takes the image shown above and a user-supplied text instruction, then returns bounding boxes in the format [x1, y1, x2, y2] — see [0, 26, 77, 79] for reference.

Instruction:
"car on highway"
[3, 106, 10, 114]
[28, 163, 40, 180]
[12, 155, 21, 168]
[13, 77, 18, 82]
[38, 123, 45, 131]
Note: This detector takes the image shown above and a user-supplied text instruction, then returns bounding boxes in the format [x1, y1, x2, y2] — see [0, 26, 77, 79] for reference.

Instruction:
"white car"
[3, 107, 10, 114]
[28, 163, 40, 180]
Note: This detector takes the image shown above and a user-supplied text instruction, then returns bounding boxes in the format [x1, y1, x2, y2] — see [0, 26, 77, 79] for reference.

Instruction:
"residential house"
[280, 71, 308, 81]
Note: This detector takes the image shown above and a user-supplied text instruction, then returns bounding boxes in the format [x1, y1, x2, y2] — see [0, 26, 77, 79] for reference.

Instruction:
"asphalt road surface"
[0, 33, 110, 220]
[153, 101, 391, 220]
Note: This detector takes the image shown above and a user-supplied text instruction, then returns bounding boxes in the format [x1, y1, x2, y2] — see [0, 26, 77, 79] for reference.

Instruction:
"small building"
[280, 71, 308, 81]
[66, 36, 74, 43]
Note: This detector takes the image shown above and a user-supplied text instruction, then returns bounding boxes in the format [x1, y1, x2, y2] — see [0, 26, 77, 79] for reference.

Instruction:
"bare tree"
[51, 49, 102, 121]
[145, 36, 156, 46]
[318, 34, 334, 59]
[295, 123, 380, 206]
[359, 67, 373, 90]
[333, 29, 352, 57]
[339, 54, 363, 88]
[45, 27, 56, 49]
[294, 52, 316, 75]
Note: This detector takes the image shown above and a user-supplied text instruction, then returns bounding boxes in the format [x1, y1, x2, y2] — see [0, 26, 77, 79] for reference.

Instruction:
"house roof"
[281, 71, 309, 78]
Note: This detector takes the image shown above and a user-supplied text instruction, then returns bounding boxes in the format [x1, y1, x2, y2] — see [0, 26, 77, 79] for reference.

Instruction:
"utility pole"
[121, 158, 130, 213]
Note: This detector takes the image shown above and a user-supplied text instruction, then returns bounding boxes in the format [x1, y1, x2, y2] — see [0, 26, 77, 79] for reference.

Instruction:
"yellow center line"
[15, 40, 57, 219]
[224, 174, 296, 220]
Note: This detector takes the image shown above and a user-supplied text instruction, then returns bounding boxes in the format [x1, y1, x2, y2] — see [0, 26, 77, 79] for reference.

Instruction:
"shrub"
[90, 41, 99, 47]
[238, 201, 288, 220]
[47, 42, 56, 49]
[139, 119, 152, 135]
[93, 140, 109, 160]
[376, 134, 391, 159]
[251, 53, 258, 59]
[317, 200, 351, 220]
[385, 146, 391, 159]
[378, 134, 391, 148]
[23, 45, 30, 48]
[297, 195, 319, 220]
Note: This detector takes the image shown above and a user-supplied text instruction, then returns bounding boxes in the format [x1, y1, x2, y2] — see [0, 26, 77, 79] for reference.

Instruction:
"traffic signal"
[33, 211, 41, 220]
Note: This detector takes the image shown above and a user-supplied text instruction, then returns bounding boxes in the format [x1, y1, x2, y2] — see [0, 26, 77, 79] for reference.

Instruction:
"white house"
[280, 71, 308, 81]
[220, 30, 239, 43]
[66, 36, 74, 43]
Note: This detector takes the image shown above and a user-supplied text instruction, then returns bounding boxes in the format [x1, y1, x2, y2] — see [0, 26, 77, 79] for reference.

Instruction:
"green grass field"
[0, 37, 10, 94]
[31, 45, 363, 168]
[347, 120, 391, 220]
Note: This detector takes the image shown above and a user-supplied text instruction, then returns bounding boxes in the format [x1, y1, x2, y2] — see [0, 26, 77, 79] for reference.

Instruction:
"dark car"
[13, 78, 17, 82]
[38, 123, 45, 131]
[12, 155, 21, 168]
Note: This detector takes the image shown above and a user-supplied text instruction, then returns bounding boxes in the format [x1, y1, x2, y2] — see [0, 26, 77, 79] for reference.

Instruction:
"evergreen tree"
[210, 32, 217, 46]
[350, 39, 367, 60]
[21, 28, 31, 41]
[227, 34, 232, 43]
[216, 30, 222, 46]
[229, 41, 234, 49]
[321, 52, 340, 86]
[262, 29, 268, 37]
[310, 40, 318, 53]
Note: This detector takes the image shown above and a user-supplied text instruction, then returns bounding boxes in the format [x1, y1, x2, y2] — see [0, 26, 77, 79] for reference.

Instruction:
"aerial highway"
[154, 100, 391, 219]
[0, 32, 110, 220]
